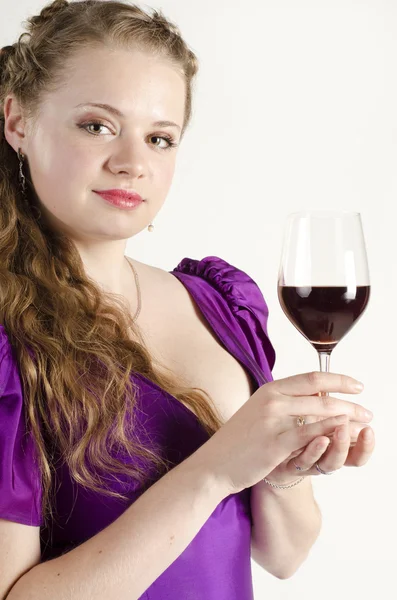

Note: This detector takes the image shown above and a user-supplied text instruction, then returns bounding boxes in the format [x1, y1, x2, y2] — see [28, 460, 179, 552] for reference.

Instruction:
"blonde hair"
[0, 0, 222, 530]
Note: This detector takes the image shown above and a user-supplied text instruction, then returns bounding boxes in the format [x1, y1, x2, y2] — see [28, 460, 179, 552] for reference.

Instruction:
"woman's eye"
[150, 135, 175, 149]
[79, 121, 111, 135]
[78, 122, 177, 150]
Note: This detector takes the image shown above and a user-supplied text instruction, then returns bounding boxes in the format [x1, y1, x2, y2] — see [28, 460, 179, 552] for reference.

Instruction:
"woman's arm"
[250, 477, 321, 579]
[7, 450, 229, 600]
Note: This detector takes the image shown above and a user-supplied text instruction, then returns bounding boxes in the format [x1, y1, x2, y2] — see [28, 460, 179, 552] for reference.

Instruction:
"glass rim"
[287, 210, 360, 218]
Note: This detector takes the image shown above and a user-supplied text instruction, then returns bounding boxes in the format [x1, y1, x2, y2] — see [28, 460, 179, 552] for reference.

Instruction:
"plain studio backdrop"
[1, 0, 395, 598]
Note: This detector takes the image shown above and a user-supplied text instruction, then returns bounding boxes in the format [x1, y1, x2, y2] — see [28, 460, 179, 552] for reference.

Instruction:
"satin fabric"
[0, 256, 276, 599]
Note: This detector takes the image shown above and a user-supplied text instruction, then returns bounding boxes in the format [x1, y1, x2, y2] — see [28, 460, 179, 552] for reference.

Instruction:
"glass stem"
[318, 352, 331, 397]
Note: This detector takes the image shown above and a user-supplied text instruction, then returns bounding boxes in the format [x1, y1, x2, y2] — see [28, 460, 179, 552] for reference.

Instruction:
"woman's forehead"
[46, 46, 186, 118]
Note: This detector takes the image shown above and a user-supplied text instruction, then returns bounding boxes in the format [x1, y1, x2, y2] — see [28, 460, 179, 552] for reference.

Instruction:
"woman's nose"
[108, 142, 148, 178]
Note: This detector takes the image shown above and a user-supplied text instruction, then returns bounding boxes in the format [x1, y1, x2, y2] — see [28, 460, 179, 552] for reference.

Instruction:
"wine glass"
[277, 210, 370, 398]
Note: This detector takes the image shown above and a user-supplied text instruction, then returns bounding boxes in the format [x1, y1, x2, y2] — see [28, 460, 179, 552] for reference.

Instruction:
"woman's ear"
[3, 93, 28, 153]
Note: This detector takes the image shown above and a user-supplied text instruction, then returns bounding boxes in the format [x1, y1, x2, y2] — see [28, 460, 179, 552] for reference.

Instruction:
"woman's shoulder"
[171, 255, 276, 374]
[128, 255, 276, 374]
[133, 254, 273, 325]
[171, 255, 269, 315]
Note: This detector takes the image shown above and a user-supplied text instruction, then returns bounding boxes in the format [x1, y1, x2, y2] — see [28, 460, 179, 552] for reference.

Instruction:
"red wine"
[278, 285, 370, 353]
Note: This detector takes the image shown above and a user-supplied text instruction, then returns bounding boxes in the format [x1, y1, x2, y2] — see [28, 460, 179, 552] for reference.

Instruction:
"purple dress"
[0, 256, 276, 599]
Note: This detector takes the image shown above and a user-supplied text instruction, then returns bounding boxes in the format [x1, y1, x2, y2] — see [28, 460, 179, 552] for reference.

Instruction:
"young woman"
[0, 1, 375, 599]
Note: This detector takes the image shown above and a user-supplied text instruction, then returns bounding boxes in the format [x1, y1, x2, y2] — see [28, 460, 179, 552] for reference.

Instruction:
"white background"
[2, 1, 395, 598]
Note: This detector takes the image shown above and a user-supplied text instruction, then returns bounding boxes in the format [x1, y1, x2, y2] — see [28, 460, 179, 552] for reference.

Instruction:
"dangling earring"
[147, 222, 154, 232]
[17, 148, 27, 199]
[17, 147, 41, 220]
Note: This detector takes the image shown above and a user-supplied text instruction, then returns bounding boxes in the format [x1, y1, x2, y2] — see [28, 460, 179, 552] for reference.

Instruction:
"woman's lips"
[93, 189, 144, 210]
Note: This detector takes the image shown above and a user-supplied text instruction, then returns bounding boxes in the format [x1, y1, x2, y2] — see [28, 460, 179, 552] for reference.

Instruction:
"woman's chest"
[133, 275, 255, 425]
[146, 331, 255, 424]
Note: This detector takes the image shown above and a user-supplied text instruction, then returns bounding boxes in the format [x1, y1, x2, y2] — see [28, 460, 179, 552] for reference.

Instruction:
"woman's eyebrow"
[74, 102, 181, 130]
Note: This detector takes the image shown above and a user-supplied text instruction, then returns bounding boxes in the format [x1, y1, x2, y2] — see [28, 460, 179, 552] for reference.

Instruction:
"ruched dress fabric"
[0, 256, 276, 600]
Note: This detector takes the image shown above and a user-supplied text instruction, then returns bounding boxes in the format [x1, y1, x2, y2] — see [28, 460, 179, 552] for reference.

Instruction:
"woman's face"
[21, 44, 186, 242]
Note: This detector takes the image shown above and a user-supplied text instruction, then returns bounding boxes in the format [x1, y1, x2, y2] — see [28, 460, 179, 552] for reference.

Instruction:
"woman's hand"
[265, 408, 375, 485]
[264, 372, 375, 485]
[198, 371, 374, 495]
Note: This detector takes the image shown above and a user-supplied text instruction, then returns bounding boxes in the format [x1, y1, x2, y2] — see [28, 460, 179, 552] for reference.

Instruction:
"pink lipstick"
[93, 189, 144, 210]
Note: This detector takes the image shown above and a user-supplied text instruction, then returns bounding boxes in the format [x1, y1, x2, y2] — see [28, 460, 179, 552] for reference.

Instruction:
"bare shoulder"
[127, 257, 181, 290]
[125, 256, 193, 341]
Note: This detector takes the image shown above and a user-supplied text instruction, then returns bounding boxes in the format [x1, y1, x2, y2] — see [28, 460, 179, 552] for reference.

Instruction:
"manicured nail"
[353, 381, 364, 391]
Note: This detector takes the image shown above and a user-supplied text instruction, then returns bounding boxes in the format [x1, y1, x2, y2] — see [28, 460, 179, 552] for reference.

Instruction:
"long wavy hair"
[0, 0, 223, 529]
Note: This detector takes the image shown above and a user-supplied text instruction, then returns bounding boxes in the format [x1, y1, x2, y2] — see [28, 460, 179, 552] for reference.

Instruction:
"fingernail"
[353, 381, 364, 391]
[364, 409, 373, 420]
